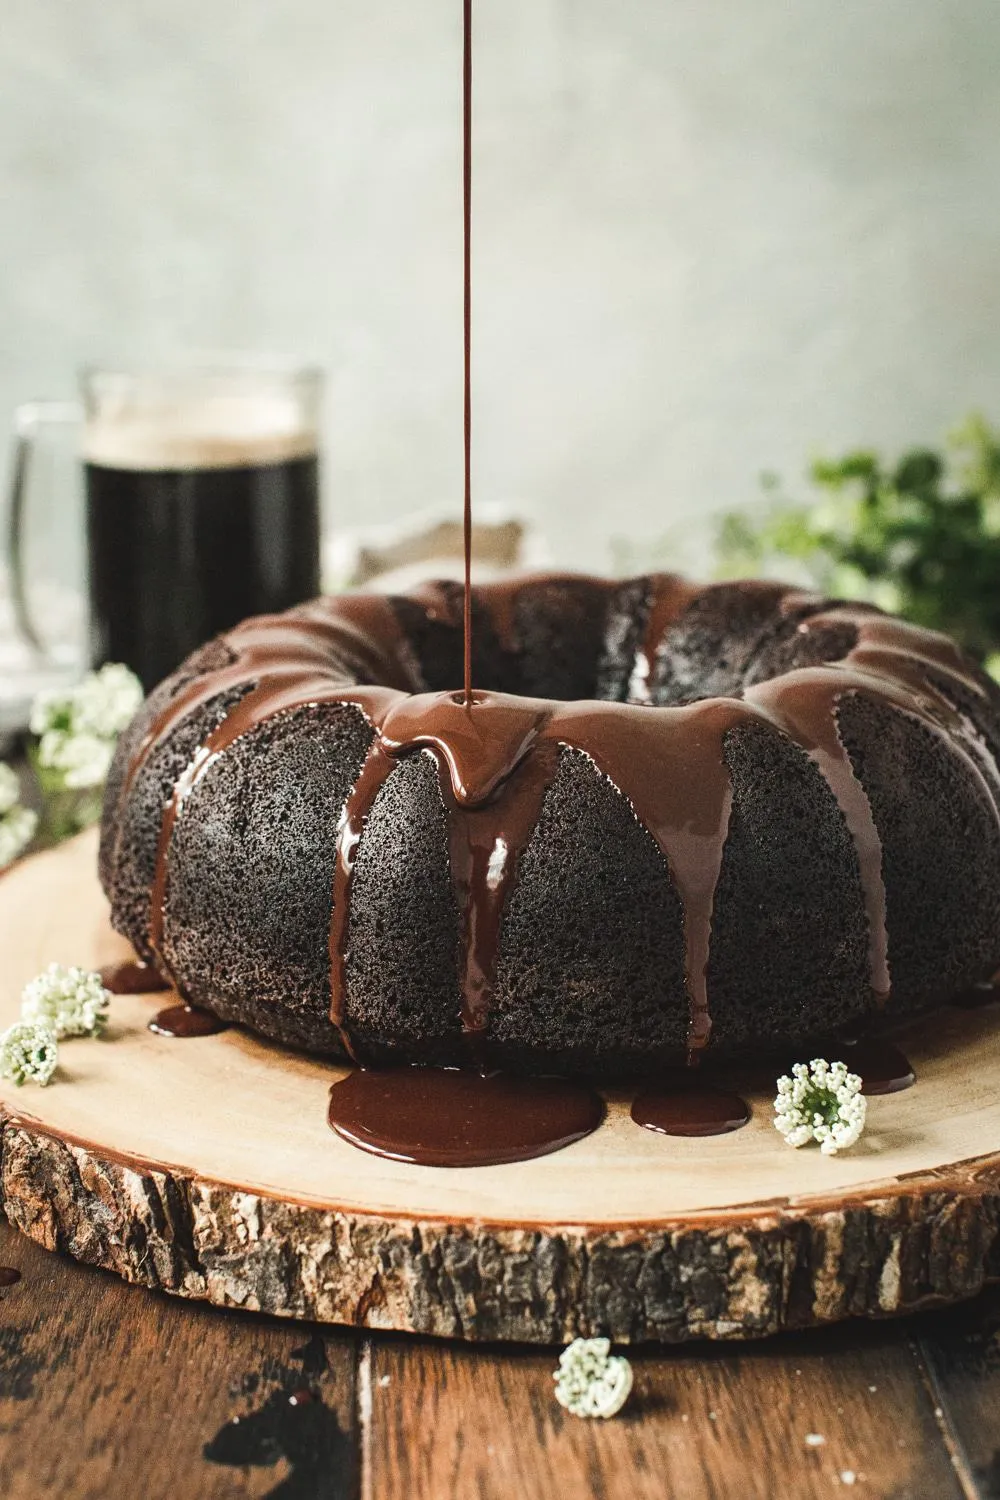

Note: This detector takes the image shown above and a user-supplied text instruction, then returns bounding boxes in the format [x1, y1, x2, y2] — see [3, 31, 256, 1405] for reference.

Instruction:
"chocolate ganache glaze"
[103, 574, 1000, 1074]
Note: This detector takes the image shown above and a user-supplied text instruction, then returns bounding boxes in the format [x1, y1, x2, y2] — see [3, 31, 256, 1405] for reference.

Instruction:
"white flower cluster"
[22, 963, 110, 1038]
[0, 762, 36, 868]
[553, 1338, 633, 1419]
[774, 1058, 867, 1155]
[0, 1021, 58, 1087]
[31, 663, 143, 791]
[0, 963, 111, 1087]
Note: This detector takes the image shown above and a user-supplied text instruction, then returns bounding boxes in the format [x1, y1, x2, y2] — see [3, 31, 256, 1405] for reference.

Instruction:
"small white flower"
[774, 1058, 867, 1156]
[31, 664, 143, 792]
[21, 963, 111, 1039]
[37, 728, 116, 790]
[30, 663, 142, 741]
[0, 1020, 58, 1086]
[70, 663, 144, 739]
[28, 690, 66, 739]
[553, 1337, 633, 1419]
[0, 803, 37, 868]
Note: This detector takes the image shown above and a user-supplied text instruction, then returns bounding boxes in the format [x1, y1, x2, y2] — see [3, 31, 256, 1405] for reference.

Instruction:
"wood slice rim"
[1, 832, 998, 1344]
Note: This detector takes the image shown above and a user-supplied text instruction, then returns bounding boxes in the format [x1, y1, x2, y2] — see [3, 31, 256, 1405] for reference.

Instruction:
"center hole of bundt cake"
[391, 580, 860, 707]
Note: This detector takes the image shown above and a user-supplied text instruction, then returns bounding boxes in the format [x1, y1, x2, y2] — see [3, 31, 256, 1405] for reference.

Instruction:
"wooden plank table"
[0, 1211, 994, 1499]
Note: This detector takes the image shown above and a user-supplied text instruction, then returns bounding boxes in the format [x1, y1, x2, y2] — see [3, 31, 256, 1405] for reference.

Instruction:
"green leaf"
[714, 414, 1000, 661]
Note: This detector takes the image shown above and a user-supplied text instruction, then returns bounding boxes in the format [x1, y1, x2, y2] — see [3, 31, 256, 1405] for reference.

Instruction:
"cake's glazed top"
[109, 573, 1000, 1066]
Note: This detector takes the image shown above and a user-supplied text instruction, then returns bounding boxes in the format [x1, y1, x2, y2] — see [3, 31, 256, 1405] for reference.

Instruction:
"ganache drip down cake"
[98, 572, 1000, 1077]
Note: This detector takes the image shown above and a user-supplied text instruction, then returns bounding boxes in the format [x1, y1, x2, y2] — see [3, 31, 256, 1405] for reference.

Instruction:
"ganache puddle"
[99, 959, 171, 995]
[328, 1068, 604, 1168]
[839, 1037, 915, 1095]
[0, 1266, 21, 1288]
[631, 1080, 751, 1137]
[101, 956, 228, 1041]
[149, 1003, 229, 1039]
[950, 980, 1000, 1010]
[756, 1035, 917, 1097]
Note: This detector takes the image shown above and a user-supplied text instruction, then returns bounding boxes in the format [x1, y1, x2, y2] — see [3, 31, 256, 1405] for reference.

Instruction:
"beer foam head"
[82, 392, 317, 472]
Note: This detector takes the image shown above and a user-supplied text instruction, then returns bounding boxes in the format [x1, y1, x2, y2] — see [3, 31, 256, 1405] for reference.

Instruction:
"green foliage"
[717, 415, 1000, 673]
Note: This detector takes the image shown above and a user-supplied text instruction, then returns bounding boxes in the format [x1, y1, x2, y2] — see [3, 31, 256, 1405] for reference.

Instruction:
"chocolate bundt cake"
[99, 573, 1000, 1074]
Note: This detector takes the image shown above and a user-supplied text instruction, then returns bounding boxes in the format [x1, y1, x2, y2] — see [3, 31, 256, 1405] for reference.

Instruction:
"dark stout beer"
[85, 423, 320, 692]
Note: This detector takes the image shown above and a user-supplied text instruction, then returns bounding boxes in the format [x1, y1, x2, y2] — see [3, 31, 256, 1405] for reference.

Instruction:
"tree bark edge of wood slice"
[3, 1111, 999, 1345]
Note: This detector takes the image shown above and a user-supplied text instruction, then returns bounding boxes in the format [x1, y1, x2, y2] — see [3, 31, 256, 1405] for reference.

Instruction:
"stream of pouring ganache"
[461, 0, 473, 705]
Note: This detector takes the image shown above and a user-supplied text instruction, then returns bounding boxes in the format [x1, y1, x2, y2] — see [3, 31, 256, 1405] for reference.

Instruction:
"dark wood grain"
[0, 1217, 358, 1500]
[913, 1285, 1000, 1498]
[364, 1323, 964, 1500]
[3, 1206, 992, 1500]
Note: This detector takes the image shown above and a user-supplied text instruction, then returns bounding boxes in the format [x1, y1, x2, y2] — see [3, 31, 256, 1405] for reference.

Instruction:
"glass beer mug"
[7, 360, 323, 702]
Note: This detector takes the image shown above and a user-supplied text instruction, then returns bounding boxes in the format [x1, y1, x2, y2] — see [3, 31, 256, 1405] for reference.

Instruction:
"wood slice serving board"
[2, 830, 1000, 1345]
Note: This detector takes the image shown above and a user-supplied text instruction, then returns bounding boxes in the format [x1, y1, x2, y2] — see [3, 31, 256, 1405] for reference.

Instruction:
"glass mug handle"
[7, 400, 82, 659]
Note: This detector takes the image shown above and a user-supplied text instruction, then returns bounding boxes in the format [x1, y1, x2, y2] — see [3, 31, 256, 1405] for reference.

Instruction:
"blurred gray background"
[3, 0, 1000, 571]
